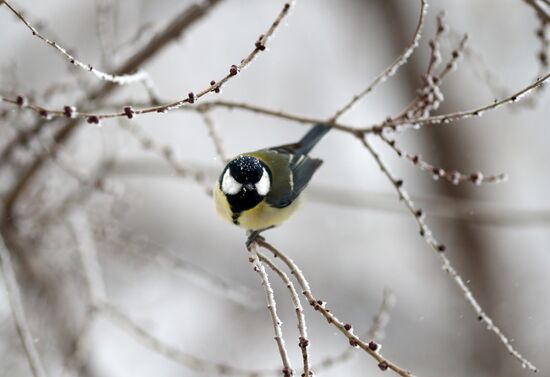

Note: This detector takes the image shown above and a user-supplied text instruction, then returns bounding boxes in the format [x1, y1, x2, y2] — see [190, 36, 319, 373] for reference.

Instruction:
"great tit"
[214, 124, 330, 231]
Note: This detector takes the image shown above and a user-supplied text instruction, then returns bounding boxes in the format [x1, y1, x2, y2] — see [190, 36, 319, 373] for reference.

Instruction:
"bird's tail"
[295, 123, 331, 155]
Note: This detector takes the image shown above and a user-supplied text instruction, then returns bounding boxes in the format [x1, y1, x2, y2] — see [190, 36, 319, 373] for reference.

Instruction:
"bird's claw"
[246, 231, 265, 250]
[246, 227, 274, 250]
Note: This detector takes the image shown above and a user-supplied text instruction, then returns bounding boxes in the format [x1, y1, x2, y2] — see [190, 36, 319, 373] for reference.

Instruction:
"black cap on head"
[228, 155, 264, 184]
[221, 155, 271, 214]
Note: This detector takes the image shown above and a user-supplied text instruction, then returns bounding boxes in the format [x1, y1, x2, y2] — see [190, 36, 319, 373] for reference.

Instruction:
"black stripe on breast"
[226, 190, 263, 213]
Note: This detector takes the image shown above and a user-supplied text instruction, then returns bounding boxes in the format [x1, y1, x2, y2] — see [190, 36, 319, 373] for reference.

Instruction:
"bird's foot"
[246, 226, 274, 250]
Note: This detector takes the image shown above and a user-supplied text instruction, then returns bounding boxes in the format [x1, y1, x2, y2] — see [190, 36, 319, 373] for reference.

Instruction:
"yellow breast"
[214, 183, 300, 230]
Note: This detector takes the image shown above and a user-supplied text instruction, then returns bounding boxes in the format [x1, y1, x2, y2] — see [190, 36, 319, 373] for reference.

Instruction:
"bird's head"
[219, 155, 271, 211]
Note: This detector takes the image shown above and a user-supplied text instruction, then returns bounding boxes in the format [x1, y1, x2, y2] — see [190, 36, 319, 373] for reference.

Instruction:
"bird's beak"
[244, 183, 255, 191]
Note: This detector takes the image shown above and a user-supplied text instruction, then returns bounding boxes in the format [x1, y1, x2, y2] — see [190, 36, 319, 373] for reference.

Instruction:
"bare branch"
[312, 289, 396, 373]
[58, 311, 96, 377]
[118, 119, 213, 194]
[0, 1, 293, 124]
[256, 239, 415, 377]
[1, 0, 225, 221]
[66, 209, 266, 376]
[379, 132, 508, 185]
[248, 241, 293, 376]
[330, 0, 427, 121]
[94, 0, 118, 68]
[393, 33, 468, 122]
[98, 301, 271, 376]
[358, 135, 538, 372]
[425, 12, 448, 77]
[2, 0, 148, 85]
[111, 230, 259, 309]
[67, 212, 107, 304]
[524, 0, 550, 23]
[436, 34, 468, 82]
[364, 72, 550, 133]
[0, 234, 48, 377]
[200, 110, 229, 163]
[34, 159, 118, 228]
[198, 101, 322, 125]
[258, 252, 311, 377]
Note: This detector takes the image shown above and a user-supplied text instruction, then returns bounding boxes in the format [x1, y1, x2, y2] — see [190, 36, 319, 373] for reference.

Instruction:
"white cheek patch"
[255, 168, 271, 196]
[221, 169, 242, 195]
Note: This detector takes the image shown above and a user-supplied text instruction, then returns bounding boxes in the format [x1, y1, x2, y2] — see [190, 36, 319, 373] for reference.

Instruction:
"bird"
[214, 123, 330, 236]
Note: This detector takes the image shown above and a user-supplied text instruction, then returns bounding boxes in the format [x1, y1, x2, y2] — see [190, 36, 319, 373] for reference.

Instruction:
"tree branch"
[1, 0, 225, 223]
[2, 0, 148, 84]
[256, 238, 414, 377]
[0, 234, 48, 377]
[330, 0, 427, 121]
[357, 135, 538, 372]
[258, 251, 311, 377]
[248, 241, 293, 376]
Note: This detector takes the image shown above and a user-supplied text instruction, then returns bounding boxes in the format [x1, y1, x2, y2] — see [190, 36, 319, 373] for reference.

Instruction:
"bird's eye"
[221, 169, 242, 195]
[255, 168, 270, 196]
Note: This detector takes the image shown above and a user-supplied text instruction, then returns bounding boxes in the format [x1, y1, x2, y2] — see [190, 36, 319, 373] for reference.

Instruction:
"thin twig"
[200, 109, 229, 163]
[312, 289, 396, 373]
[2, 0, 225, 222]
[358, 135, 538, 372]
[29, 146, 257, 308]
[0, 234, 48, 377]
[118, 119, 213, 195]
[98, 300, 271, 376]
[394, 33, 468, 122]
[436, 34, 468, 82]
[58, 310, 96, 377]
[67, 212, 107, 304]
[248, 241, 293, 376]
[2, 71, 548, 148]
[379, 132, 507, 185]
[365, 289, 396, 341]
[94, 0, 118, 68]
[425, 11, 447, 76]
[256, 239, 415, 377]
[2, 0, 147, 85]
[110, 228, 259, 309]
[258, 251, 311, 377]
[363, 72, 550, 132]
[0, 1, 293, 124]
[33, 159, 117, 228]
[524, 0, 550, 23]
[330, 0, 427, 121]
[53, 152, 259, 309]
[67, 209, 266, 376]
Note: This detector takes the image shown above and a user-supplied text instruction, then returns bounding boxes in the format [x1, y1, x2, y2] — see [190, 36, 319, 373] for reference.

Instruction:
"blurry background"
[0, 0, 549, 376]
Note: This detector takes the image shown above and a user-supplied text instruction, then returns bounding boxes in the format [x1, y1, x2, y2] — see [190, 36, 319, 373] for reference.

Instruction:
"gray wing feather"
[267, 153, 323, 208]
[289, 155, 323, 201]
[263, 124, 329, 208]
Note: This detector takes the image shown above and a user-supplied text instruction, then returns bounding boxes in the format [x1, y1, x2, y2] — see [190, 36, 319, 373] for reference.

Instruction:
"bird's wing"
[251, 149, 322, 208]
[285, 154, 323, 205]
[248, 124, 329, 209]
